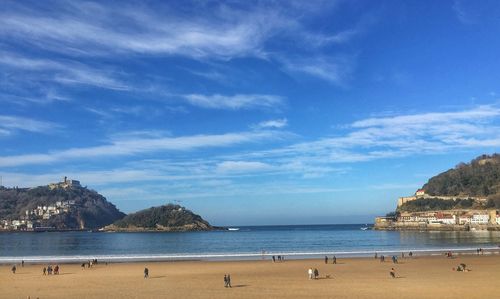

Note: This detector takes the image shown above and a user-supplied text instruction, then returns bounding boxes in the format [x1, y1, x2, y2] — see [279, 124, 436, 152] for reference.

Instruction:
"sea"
[1, 224, 500, 263]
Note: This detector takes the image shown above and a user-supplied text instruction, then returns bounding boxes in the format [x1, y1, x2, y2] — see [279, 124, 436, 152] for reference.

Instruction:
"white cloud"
[0, 1, 362, 84]
[0, 130, 285, 167]
[216, 161, 273, 173]
[228, 105, 500, 165]
[182, 94, 284, 110]
[0, 52, 128, 90]
[254, 119, 288, 129]
[0, 2, 277, 59]
[352, 105, 500, 128]
[0, 115, 60, 135]
[279, 55, 356, 86]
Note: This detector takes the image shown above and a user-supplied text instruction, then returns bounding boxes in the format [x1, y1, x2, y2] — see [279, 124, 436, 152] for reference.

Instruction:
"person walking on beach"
[22, 260, 24, 267]
[332, 255, 337, 264]
[42, 267, 46, 275]
[314, 268, 319, 279]
[11, 265, 16, 274]
[380, 255, 385, 262]
[390, 268, 396, 278]
[324, 256, 328, 264]
[54, 265, 59, 275]
[227, 274, 232, 288]
[272, 256, 275, 262]
[374, 252, 378, 259]
[308, 268, 313, 280]
[224, 274, 228, 287]
[144, 267, 149, 279]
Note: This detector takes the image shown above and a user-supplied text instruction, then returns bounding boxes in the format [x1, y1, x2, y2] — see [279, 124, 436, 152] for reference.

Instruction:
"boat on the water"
[227, 228, 240, 231]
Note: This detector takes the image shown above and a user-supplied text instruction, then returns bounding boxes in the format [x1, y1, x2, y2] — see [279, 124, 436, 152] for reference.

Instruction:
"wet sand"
[1, 254, 499, 299]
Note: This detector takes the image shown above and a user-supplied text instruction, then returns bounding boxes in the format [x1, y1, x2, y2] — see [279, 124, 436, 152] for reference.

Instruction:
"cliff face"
[0, 185, 125, 230]
[105, 204, 215, 232]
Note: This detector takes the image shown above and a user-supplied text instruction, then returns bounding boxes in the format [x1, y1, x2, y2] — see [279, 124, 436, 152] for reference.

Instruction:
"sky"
[1, 0, 500, 226]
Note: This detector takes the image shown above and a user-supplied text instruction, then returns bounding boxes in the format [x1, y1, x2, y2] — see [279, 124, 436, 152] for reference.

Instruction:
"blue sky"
[1, 0, 500, 225]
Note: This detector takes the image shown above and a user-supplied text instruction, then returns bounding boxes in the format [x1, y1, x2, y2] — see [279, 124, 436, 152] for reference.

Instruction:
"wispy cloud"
[279, 55, 356, 86]
[0, 130, 286, 167]
[0, 52, 129, 90]
[182, 94, 284, 110]
[0, 115, 61, 136]
[253, 119, 288, 129]
[216, 161, 273, 173]
[0, 2, 275, 59]
[228, 105, 500, 165]
[0, 1, 363, 84]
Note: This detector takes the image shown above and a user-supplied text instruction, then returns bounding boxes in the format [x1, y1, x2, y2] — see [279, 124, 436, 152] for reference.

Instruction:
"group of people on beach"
[376, 251, 413, 263]
[42, 264, 60, 275]
[81, 259, 99, 269]
[223, 274, 232, 287]
[324, 255, 337, 264]
[307, 268, 320, 279]
[271, 255, 285, 262]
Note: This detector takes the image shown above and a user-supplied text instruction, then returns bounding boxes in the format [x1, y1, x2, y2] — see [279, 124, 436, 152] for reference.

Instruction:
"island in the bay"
[0, 176, 216, 232]
[375, 154, 500, 231]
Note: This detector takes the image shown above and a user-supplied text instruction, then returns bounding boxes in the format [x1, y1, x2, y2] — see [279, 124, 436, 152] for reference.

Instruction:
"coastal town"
[0, 177, 80, 231]
[375, 189, 500, 230]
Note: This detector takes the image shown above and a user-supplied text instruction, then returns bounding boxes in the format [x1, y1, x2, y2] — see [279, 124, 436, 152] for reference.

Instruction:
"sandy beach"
[1, 253, 499, 299]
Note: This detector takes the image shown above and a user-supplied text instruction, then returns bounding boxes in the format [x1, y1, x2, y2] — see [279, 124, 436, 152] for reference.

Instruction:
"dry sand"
[1, 254, 499, 299]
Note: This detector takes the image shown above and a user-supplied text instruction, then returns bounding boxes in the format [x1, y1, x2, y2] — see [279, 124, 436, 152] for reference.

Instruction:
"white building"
[470, 214, 489, 225]
[437, 215, 456, 225]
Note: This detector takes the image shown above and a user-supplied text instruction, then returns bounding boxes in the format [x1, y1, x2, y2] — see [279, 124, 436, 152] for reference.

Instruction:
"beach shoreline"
[1, 246, 499, 265]
[1, 254, 499, 299]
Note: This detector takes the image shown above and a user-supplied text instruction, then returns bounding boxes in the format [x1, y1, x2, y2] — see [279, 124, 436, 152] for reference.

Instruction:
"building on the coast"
[49, 176, 81, 190]
[435, 212, 456, 225]
[414, 212, 437, 223]
[470, 213, 489, 225]
[398, 212, 417, 222]
[415, 189, 426, 197]
[0, 199, 77, 231]
[375, 216, 395, 224]
[396, 189, 487, 208]
[459, 215, 471, 225]
[489, 210, 498, 225]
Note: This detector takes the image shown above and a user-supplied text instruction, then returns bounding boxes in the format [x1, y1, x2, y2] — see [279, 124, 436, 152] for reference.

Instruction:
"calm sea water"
[1, 224, 500, 263]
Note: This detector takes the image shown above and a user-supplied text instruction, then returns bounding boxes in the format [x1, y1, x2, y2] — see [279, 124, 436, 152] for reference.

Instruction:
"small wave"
[0, 246, 498, 264]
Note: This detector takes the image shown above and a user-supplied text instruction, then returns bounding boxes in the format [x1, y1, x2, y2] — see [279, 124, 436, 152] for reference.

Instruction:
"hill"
[105, 204, 215, 232]
[397, 197, 477, 212]
[0, 184, 125, 230]
[397, 154, 500, 212]
[422, 154, 500, 197]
